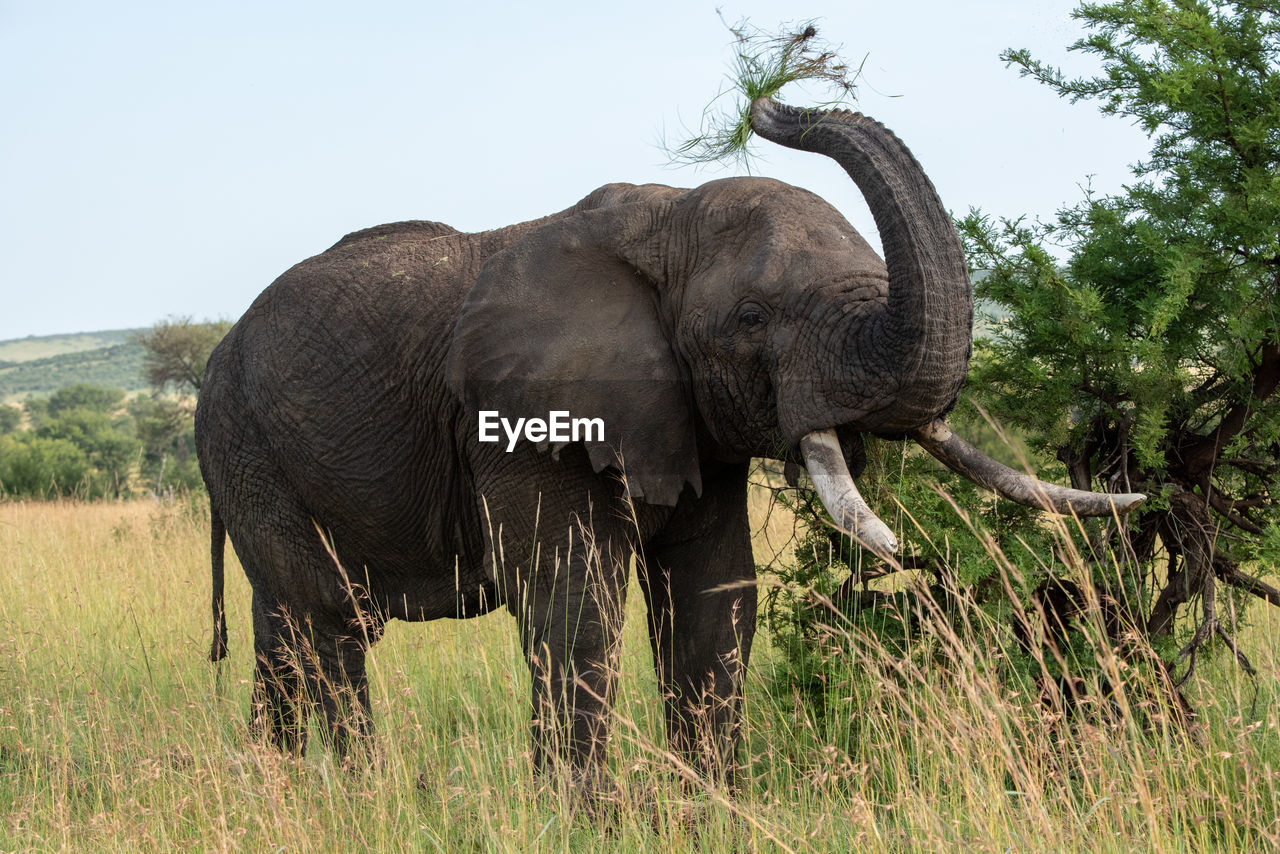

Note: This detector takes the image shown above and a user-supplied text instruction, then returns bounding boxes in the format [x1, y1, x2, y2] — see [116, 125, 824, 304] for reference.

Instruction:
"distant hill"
[0, 330, 148, 402]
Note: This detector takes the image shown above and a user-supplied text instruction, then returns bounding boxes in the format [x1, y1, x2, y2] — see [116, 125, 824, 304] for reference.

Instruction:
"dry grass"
[1, 498, 1277, 851]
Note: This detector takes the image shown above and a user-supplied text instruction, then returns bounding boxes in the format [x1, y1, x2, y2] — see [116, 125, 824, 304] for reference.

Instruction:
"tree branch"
[1204, 488, 1267, 535]
[1179, 336, 1280, 480]
[1214, 562, 1280, 608]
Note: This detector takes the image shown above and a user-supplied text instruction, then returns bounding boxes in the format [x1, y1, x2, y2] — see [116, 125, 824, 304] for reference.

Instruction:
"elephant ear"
[447, 205, 701, 507]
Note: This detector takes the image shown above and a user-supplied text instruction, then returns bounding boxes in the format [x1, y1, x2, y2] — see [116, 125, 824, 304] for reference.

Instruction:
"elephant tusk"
[910, 420, 1146, 516]
[800, 429, 900, 561]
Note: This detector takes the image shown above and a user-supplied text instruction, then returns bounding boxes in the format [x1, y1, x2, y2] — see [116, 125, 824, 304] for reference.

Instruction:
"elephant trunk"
[750, 98, 972, 433]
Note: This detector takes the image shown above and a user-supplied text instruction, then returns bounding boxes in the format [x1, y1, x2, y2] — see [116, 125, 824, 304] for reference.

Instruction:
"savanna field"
[2, 496, 1278, 852]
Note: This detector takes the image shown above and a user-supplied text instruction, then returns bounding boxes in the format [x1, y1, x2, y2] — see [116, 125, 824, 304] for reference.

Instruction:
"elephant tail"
[209, 504, 228, 662]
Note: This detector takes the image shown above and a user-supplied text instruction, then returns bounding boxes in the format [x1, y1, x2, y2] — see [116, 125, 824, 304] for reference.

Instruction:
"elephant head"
[449, 98, 1143, 554]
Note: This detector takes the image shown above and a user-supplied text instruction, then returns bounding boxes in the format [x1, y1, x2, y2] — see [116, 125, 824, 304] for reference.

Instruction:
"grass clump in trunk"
[670, 19, 863, 167]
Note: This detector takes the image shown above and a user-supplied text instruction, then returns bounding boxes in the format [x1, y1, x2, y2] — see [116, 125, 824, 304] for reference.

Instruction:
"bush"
[0, 434, 96, 498]
[757, 434, 1189, 742]
[0, 384, 202, 500]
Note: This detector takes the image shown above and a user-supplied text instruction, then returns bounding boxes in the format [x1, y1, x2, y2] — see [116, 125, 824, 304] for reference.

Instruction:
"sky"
[0, 0, 1153, 341]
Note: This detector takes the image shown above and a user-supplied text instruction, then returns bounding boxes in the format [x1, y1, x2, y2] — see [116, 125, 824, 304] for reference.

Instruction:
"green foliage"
[129, 395, 204, 493]
[759, 407, 1101, 730]
[952, 0, 1280, 680]
[960, 0, 1280, 532]
[0, 315, 226, 499]
[20, 397, 49, 431]
[1246, 522, 1280, 567]
[0, 434, 95, 498]
[0, 315, 226, 500]
[47, 383, 126, 416]
[38, 408, 139, 495]
[0, 386, 204, 500]
[0, 386, 142, 498]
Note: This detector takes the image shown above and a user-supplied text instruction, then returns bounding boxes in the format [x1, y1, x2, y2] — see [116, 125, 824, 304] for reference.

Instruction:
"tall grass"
[1, 498, 1277, 851]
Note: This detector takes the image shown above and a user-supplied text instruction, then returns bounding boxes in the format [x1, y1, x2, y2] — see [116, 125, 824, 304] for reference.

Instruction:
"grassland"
[1, 499, 1277, 852]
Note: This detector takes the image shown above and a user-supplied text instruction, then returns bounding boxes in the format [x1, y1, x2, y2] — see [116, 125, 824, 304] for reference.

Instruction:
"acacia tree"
[131, 317, 229, 493]
[960, 0, 1280, 666]
[132, 316, 231, 395]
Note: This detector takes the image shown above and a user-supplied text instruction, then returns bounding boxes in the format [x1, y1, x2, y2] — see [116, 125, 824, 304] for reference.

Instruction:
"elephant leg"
[227, 450, 386, 759]
[248, 590, 383, 759]
[249, 590, 309, 754]
[639, 465, 756, 784]
[307, 615, 384, 760]
[504, 515, 630, 786]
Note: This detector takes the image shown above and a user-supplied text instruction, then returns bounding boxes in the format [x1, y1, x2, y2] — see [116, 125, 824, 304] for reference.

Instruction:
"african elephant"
[195, 98, 1143, 786]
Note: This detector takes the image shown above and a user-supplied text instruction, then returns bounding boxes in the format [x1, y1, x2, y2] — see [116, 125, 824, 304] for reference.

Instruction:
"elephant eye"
[737, 304, 767, 330]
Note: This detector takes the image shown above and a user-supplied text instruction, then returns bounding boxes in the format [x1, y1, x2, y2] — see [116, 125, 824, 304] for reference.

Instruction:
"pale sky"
[0, 0, 1151, 341]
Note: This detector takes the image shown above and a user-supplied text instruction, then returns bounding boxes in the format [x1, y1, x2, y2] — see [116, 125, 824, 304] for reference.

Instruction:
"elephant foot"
[333, 733, 383, 773]
[534, 762, 625, 827]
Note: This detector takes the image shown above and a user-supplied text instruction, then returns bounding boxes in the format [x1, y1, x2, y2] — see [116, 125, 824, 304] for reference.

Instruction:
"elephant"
[195, 97, 1143, 787]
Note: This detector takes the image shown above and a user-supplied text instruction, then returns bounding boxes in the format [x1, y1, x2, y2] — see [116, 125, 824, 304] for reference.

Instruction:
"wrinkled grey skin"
[195, 100, 976, 784]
